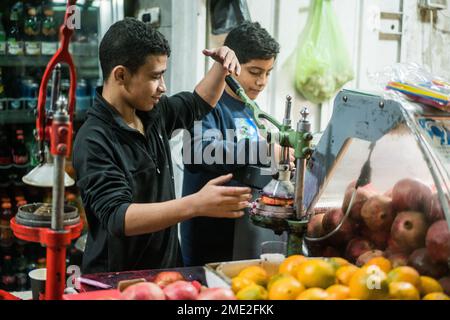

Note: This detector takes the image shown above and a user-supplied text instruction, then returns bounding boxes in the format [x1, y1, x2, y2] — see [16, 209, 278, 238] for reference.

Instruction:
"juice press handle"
[225, 75, 241, 95]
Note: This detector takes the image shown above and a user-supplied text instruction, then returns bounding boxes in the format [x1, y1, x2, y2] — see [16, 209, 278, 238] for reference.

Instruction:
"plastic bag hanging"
[209, 0, 251, 35]
[295, 0, 354, 104]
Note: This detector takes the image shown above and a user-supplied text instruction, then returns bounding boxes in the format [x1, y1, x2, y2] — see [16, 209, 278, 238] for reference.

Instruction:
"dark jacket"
[73, 87, 212, 273]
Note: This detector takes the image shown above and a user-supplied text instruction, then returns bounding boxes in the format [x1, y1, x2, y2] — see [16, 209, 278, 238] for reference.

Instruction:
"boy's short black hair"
[224, 21, 280, 64]
[99, 17, 171, 80]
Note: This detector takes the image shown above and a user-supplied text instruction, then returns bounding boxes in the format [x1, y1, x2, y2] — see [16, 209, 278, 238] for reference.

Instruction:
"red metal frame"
[10, 0, 80, 300]
[10, 218, 83, 300]
[37, 0, 77, 149]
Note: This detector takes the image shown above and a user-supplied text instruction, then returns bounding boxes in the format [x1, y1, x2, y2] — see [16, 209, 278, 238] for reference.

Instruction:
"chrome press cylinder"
[294, 108, 311, 220]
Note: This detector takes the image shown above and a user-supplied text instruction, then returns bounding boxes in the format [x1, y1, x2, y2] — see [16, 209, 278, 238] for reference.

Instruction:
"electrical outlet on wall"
[138, 7, 161, 27]
[418, 0, 447, 10]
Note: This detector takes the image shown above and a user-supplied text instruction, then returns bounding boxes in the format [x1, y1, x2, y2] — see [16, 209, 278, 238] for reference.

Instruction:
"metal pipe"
[50, 64, 61, 112]
[283, 95, 292, 125]
[295, 158, 306, 219]
[51, 102, 69, 231]
[294, 108, 311, 220]
[51, 153, 65, 231]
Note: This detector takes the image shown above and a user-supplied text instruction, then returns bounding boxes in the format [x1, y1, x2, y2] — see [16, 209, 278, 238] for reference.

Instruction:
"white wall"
[242, 0, 450, 131]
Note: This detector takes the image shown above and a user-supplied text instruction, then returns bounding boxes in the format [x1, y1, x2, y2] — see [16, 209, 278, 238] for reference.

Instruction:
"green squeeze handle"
[225, 75, 242, 95]
[224, 76, 282, 131]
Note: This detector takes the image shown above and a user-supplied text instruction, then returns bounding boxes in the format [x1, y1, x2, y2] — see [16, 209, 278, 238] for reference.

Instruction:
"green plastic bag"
[295, 0, 354, 104]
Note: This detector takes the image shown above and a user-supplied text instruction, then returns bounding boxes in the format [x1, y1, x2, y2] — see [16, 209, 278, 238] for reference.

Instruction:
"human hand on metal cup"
[273, 143, 295, 169]
[191, 174, 252, 218]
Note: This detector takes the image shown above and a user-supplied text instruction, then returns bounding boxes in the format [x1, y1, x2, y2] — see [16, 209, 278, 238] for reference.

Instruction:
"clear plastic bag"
[369, 62, 450, 112]
[295, 0, 354, 104]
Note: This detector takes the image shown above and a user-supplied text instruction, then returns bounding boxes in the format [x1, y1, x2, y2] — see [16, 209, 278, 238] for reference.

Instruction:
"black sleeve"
[73, 129, 132, 238]
[160, 91, 213, 137]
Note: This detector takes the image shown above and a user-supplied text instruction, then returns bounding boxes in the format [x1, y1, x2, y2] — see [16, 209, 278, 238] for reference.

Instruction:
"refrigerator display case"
[0, 0, 123, 293]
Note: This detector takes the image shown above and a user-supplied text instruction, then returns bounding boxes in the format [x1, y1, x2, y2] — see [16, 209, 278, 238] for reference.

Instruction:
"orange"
[236, 284, 268, 300]
[326, 284, 350, 300]
[296, 288, 329, 300]
[418, 276, 443, 296]
[349, 266, 389, 300]
[423, 292, 450, 300]
[336, 265, 359, 286]
[387, 266, 420, 288]
[238, 266, 268, 286]
[296, 259, 336, 289]
[267, 273, 291, 291]
[231, 276, 255, 294]
[268, 275, 305, 300]
[327, 257, 351, 271]
[278, 255, 307, 276]
[364, 257, 392, 274]
[389, 282, 420, 300]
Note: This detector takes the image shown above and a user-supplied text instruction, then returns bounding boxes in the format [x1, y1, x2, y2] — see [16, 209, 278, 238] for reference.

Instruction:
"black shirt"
[73, 87, 212, 273]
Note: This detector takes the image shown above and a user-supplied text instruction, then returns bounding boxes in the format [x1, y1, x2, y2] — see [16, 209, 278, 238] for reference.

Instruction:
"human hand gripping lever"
[194, 46, 241, 108]
[203, 47, 241, 76]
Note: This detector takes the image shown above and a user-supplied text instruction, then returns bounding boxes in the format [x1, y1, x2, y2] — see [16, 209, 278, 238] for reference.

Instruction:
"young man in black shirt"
[73, 18, 252, 273]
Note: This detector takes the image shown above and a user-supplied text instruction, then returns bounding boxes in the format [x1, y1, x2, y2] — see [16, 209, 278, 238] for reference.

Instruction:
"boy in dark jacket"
[73, 18, 251, 273]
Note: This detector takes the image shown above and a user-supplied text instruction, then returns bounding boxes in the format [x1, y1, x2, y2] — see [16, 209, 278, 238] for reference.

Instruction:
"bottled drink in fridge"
[12, 129, 29, 165]
[0, 13, 6, 55]
[0, 128, 12, 166]
[24, 5, 41, 55]
[1, 255, 17, 291]
[41, 5, 57, 55]
[0, 202, 14, 249]
[14, 244, 29, 291]
[7, 9, 24, 56]
[0, 67, 6, 111]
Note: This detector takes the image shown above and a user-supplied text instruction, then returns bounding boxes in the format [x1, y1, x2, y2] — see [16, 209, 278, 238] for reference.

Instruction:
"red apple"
[361, 195, 395, 231]
[121, 282, 166, 300]
[197, 288, 236, 300]
[427, 193, 448, 223]
[342, 181, 377, 222]
[345, 238, 374, 263]
[163, 280, 199, 300]
[392, 178, 432, 215]
[356, 249, 384, 267]
[391, 211, 428, 254]
[426, 220, 450, 264]
[408, 248, 449, 279]
[307, 213, 326, 238]
[322, 208, 354, 245]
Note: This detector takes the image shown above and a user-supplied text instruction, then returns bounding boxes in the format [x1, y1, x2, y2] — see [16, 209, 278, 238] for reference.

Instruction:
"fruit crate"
[206, 257, 288, 285]
[77, 266, 229, 293]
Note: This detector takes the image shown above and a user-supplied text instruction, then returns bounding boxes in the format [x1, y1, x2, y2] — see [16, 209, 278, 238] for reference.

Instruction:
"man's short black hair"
[99, 17, 171, 80]
[224, 21, 280, 64]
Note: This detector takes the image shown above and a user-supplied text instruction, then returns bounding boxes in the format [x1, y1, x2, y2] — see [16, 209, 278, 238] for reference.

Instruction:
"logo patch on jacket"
[234, 118, 258, 142]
